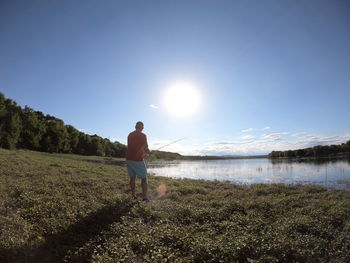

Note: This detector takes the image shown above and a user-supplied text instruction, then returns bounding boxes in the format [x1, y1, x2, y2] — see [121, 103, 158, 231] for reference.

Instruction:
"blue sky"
[1, 0, 350, 155]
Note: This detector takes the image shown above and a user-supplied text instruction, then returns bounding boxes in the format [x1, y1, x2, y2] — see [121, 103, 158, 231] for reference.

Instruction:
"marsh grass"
[0, 148, 349, 262]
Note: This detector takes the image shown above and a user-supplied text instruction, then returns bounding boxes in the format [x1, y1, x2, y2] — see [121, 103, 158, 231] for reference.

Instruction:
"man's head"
[135, 121, 144, 131]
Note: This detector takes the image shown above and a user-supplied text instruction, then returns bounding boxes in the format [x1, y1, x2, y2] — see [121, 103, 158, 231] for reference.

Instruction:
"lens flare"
[157, 184, 167, 196]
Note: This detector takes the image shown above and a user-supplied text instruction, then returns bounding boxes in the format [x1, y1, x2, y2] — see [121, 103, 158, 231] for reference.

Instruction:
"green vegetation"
[0, 92, 126, 157]
[1, 149, 350, 262]
[269, 140, 350, 159]
[146, 150, 183, 161]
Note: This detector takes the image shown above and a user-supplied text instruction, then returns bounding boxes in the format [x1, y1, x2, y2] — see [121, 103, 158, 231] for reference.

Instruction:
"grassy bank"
[0, 149, 349, 263]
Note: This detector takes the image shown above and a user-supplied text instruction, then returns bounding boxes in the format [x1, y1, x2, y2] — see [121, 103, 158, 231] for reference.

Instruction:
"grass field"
[0, 148, 349, 263]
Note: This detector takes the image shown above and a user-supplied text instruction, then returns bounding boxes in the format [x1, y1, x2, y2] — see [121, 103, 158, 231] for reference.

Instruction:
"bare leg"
[130, 176, 136, 198]
[141, 178, 148, 199]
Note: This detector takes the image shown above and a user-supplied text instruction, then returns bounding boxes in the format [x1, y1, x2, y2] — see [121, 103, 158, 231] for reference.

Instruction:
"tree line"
[145, 150, 183, 160]
[0, 92, 126, 157]
[268, 141, 350, 159]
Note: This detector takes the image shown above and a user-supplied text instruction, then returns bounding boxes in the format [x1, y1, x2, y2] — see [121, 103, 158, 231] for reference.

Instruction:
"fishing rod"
[154, 138, 186, 151]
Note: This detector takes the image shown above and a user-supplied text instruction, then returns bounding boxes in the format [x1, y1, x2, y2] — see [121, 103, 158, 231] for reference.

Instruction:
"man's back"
[126, 130, 147, 161]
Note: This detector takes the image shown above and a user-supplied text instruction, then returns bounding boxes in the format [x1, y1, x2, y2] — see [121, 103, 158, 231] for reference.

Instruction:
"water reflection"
[147, 158, 350, 190]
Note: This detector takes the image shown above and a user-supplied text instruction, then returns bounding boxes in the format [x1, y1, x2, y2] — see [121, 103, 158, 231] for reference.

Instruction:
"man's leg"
[141, 178, 148, 200]
[130, 176, 136, 198]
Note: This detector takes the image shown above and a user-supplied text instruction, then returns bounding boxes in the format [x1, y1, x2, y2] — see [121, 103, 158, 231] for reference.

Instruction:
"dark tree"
[41, 118, 69, 153]
[268, 141, 350, 158]
[90, 135, 105, 156]
[19, 106, 46, 150]
[0, 92, 128, 157]
[0, 98, 22, 149]
[66, 125, 80, 153]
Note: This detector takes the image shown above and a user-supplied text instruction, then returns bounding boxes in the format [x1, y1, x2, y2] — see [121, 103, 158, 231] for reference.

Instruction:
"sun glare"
[164, 83, 200, 117]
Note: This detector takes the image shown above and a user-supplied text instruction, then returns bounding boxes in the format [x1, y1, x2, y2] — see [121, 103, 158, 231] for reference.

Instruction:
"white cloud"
[214, 141, 255, 145]
[292, 132, 307, 137]
[261, 126, 271, 131]
[240, 135, 255, 140]
[262, 132, 288, 140]
[150, 104, 158, 109]
[241, 128, 253, 132]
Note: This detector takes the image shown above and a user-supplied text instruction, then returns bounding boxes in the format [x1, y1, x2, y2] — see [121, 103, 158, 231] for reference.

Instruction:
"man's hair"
[135, 121, 144, 129]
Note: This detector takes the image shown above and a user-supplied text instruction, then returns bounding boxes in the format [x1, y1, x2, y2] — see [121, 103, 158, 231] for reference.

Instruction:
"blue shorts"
[126, 160, 148, 179]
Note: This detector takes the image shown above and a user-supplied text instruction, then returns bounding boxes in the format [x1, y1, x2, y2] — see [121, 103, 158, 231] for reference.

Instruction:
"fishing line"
[154, 138, 186, 151]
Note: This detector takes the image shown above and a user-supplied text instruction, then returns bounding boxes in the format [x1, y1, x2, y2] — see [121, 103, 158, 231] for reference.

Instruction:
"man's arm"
[144, 145, 151, 154]
[144, 135, 151, 154]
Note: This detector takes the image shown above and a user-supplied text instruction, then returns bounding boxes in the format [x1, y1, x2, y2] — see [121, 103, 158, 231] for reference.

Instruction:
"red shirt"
[126, 130, 148, 161]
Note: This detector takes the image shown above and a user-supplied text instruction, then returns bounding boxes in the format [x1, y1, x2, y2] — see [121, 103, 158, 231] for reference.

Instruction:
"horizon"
[1, 0, 350, 156]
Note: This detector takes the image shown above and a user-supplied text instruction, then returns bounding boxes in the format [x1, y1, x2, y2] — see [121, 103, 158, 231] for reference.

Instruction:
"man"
[126, 121, 151, 201]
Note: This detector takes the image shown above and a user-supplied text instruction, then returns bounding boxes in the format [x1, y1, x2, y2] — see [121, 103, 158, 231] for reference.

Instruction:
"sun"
[164, 82, 200, 117]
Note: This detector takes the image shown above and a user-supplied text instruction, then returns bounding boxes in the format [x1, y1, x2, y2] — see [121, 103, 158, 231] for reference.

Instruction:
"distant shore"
[268, 153, 350, 160]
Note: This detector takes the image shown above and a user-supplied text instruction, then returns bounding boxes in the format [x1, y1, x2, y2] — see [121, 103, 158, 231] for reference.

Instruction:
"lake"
[147, 157, 350, 190]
